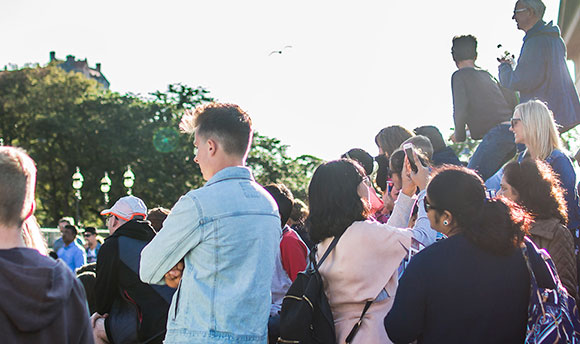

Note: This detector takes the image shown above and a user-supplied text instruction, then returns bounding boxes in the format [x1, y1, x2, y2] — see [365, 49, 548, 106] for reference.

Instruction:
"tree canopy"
[0, 64, 321, 227]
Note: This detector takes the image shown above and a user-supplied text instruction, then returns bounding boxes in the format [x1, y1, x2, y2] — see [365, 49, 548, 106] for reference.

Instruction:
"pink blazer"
[317, 220, 412, 344]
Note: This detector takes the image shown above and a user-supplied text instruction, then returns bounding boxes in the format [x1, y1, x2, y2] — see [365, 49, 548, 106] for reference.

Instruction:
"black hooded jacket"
[95, 220, 174, 344]
[0, 247, 93, 343]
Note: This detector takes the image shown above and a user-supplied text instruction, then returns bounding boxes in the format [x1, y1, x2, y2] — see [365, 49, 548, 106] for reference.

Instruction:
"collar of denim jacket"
[204, 166, 254, 187]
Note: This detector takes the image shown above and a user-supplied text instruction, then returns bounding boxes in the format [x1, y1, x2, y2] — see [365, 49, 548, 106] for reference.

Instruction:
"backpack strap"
[345, 300, 373, 344]
[314, 235, 341, 270]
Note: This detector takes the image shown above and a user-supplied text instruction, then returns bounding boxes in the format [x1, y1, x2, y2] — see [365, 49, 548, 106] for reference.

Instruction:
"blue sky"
[1, 0, 562, 160]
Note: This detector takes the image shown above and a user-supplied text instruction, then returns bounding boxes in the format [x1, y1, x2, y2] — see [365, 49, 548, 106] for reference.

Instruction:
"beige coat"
[317, 220, 412, 344]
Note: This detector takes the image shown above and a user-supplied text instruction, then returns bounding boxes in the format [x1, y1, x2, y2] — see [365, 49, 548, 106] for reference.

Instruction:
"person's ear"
[207, 138, 218, 157]
[441, 210, 454, 227]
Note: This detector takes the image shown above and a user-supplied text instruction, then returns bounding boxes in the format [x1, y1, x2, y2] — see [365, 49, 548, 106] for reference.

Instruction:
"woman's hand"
[401, 162, 416, 197]
[404, 151, 430, 192]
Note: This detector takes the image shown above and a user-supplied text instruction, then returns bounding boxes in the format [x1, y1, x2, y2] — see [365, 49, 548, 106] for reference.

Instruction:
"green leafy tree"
[0, 64, 321, 228]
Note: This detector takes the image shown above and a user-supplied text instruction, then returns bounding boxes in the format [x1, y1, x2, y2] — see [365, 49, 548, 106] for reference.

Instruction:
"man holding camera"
[499, 0, 580, 132]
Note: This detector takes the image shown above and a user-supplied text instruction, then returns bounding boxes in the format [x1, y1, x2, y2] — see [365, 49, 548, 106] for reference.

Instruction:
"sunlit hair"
[516, 100, 561, 160]
[521, 0, 546, 19]
[452, 35, 477, 62]
[179, 103, 253, 157]
[389, 148, 429, 177]
[374, 125, 413, 157]
[147, 207, 170, 232]
[427, 165, 530, 255]
[503, 159, 567, 225]
[402, 135, 434, 160]
[306, 159, 370, 244]
[290, 199, 309, 227]
[264, 183, 294, 228]
[0, 146, 37, 229]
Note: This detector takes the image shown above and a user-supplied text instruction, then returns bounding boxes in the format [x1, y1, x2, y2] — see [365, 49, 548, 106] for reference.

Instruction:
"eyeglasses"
[83, 233, 93, 237]
[510, 118, 522, 127]
[424, 197, 440, 212]
[513, 8, 528, 15]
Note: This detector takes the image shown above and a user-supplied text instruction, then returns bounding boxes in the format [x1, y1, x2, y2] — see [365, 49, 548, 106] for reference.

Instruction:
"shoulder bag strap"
[345, 300, 373, 344]
[521, 239, 547, 315]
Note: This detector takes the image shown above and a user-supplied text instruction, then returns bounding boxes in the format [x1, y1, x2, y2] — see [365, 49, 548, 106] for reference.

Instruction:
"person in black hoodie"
[0, 146, 93, 344]
[92, 196, 174, 344]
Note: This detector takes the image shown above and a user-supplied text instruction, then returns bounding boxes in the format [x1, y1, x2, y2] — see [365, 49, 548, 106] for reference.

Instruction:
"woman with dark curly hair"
[501, 159, 578, 300]
[385, 166, 544, 344]
[308, 157, 427, 344]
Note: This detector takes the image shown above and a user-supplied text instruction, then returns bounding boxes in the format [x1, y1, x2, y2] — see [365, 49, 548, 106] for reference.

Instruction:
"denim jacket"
[140, 166, 281, 344]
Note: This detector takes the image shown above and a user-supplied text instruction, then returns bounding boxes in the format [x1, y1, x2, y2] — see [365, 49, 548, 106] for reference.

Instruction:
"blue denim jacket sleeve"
[412, 190, 437, 246]
[499, 38, 547, 93]
[140, 194, 203, 285]
[387, 191, 437, 246]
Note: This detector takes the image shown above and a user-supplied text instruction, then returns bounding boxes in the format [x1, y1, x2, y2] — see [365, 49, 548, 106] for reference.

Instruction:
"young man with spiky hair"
[0, 146, 93, 343]
[140, 103, 281, 344]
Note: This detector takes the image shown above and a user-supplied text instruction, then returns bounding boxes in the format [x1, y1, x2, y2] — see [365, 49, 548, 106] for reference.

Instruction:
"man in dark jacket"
[0, 146, 93, 343]
[92, 196, 174, 344]
[499, 0, 580, 132]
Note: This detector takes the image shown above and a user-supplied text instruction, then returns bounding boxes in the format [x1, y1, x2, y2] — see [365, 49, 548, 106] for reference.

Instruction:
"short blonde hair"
[0, 147, 37, 229]
[516, 100, 561, 160]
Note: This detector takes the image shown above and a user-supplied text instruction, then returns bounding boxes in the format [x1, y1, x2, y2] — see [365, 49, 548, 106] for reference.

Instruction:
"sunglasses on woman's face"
[424, 197, 440, 212]
[510, 118, 522, 127]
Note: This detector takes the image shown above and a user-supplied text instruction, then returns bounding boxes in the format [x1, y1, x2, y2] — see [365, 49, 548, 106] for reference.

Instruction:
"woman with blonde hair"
[509, 99, 580, 234]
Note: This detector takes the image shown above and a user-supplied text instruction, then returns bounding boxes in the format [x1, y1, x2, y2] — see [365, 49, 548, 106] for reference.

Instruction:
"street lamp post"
[100, 172, 112, 205]
[71, 166, 84, 226]
[123, 166, 135, 195]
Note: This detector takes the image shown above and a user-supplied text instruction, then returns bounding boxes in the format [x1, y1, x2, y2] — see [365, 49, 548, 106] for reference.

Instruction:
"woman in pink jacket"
[307, 157, 428, 343]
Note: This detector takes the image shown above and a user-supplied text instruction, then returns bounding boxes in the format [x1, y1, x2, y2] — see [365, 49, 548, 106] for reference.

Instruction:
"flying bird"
[269, 45, 293, 56]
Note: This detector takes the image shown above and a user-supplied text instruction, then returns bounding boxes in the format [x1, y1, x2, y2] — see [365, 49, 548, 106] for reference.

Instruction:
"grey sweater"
[452, 67, 513, 141]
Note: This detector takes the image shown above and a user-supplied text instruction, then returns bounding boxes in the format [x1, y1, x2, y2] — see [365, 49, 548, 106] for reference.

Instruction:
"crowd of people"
[1, 0, 580, 343]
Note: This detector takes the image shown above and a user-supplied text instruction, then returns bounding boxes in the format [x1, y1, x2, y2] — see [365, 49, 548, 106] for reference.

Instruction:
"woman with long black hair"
[385, 166, 538, 343]
[308, 157, 429, 344]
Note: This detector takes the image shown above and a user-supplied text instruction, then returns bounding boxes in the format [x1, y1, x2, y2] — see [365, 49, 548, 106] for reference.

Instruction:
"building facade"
[49, 51, 110, 89]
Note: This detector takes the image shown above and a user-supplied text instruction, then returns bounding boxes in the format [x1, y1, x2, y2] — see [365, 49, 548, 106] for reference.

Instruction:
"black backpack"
[278, 236, 372, 344]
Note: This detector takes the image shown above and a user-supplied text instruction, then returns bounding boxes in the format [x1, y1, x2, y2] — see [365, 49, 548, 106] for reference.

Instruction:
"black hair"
[341, 148, 374, 176]
[306, 159, 370, 244]
[64, 224, 78, 237]
[375, 154, 390, 192]
[426, 166, 529, 255]
[389, 148, 428, 177]
[264, 183, 294, 228]
[148, 207, 171, 232]
[452, 35, 477, 62]
[84, 227, 97, 235]
[414, 125, 446, 152]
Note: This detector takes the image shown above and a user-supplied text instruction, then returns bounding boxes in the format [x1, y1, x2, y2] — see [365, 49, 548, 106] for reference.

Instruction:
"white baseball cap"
[100, 196, 147, 221]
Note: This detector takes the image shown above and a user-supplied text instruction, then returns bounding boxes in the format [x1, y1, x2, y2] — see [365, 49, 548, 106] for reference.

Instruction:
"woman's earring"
[443, 220, 449, 226]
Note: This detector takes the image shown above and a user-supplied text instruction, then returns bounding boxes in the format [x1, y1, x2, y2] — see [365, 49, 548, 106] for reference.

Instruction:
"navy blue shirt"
[385, 234, 534, 344]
